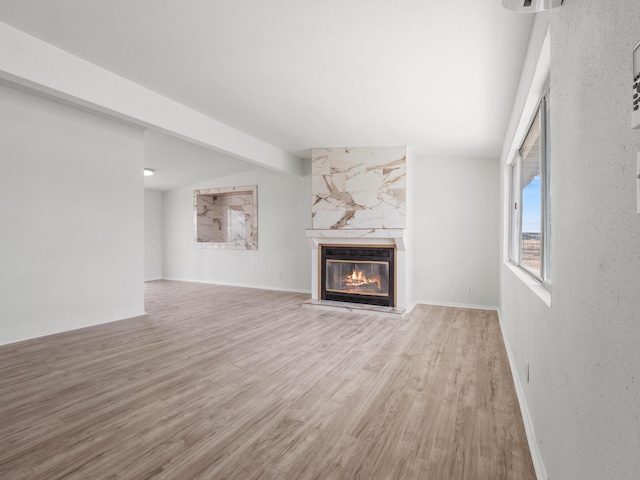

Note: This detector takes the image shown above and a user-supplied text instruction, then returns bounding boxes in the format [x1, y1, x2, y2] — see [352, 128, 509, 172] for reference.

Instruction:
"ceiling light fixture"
[144, 168, 155, 176]
[501, 0, 562, 12]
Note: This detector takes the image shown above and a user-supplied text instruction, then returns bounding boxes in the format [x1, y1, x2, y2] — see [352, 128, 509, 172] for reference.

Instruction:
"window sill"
[504, 261, 551, 307]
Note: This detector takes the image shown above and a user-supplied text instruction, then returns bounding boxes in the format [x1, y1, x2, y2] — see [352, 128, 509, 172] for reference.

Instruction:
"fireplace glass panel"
[325, 260, 389, 297]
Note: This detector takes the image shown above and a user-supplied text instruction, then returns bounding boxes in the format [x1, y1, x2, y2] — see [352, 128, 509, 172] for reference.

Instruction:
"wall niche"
[194, 185, 257, 250]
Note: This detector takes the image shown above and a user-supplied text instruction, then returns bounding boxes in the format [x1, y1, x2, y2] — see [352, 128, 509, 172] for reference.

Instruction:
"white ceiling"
[0, 0, 534, 190]
[143, 131, 257, 191]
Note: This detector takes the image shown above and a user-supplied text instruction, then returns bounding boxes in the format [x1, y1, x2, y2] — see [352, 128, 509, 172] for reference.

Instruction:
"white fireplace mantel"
[305, 228, 406, 250]
[305, 228, 408, 310]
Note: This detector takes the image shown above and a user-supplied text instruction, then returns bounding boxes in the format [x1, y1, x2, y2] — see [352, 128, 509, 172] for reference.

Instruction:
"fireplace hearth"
[320, 245, 395, 307]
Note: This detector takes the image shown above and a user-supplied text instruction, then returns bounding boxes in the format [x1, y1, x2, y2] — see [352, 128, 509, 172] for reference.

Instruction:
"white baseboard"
[161, 277, 312, 295]
[497, 311, 548, 480]
[414, 299, 499, 312]
[0, 311, 148, 347]
[404, 302, 418, 315]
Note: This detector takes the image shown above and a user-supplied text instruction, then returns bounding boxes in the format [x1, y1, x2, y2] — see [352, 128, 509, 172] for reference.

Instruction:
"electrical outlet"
[525, 359, 530, 383]
[277, 272, 282, 280]
[466, 286, 473, 295]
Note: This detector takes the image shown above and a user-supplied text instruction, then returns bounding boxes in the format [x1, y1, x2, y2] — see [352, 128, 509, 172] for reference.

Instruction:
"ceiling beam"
[0, 21, 305, 176]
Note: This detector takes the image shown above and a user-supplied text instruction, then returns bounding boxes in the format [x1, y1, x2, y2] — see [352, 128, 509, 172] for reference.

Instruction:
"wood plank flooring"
[0, 280, 535, 480]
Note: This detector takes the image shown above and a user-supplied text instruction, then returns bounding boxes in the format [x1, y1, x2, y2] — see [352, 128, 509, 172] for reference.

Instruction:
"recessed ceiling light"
[144, 168, 155, 176]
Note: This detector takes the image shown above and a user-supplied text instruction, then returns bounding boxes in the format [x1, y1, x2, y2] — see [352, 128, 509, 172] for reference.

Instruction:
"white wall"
[0, 84, 145, 346]
[144, 189, 163, 281]
[412, 156, 500, 308]
[160, 150, 500, 309]
[162, 168, 311, 292]
[0, 21, 304, 177]
[405, 148, 417, 308]
[500, 3, 640, 479]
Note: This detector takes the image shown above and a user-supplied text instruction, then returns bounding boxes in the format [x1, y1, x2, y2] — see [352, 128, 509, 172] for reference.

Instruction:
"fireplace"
[320, 245, 395, 307]
[305, 146, 407, 315]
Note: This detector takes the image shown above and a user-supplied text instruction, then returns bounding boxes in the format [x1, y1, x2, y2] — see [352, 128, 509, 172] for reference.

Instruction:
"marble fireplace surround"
[305, 146, 408, 316]
[311, 146, 406, 230]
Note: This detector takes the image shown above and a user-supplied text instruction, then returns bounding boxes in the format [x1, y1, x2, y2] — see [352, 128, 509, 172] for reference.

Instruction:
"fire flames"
[343, 269, 381, 291]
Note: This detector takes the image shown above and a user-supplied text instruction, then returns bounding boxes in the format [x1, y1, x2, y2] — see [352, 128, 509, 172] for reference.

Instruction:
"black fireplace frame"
[320, 245, 395, 307]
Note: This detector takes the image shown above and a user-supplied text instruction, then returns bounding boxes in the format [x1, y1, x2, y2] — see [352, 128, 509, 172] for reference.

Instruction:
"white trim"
[161, 277, 311, 295]
[503, 27, 553, 297]
[404, 302, 418, 315]
[504, 262, 552, 307]
[0, 313, 149, 347]
[497, 310, 549, 480]
[413, 300, 499, 312]
[502, 28, 551, 166]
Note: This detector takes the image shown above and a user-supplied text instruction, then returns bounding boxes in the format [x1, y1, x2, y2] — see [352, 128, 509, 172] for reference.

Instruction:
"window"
[509, 89, 551, 284]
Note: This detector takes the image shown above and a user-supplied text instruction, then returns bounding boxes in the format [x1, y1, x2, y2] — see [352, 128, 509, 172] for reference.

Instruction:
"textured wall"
[500, 2, 640, 479]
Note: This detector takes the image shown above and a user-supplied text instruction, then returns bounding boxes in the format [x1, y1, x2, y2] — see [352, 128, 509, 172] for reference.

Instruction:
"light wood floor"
[0, 280, 535, 480]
